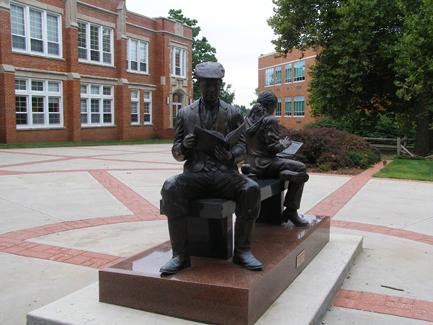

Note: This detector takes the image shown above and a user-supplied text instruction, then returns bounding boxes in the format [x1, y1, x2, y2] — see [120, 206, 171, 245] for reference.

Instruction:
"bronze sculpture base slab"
[99, 215, 330, 325]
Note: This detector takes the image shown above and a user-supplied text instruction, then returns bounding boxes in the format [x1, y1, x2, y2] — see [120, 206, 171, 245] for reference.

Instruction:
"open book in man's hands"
[276, 140, 303, 158]
[194, 123, 245, 156]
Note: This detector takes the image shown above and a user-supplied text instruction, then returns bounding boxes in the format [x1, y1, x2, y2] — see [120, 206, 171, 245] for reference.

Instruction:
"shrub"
[278, 126, 381, 170]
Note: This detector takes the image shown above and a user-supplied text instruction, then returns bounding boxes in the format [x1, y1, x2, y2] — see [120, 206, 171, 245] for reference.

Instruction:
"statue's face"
[199, 78, 222, 104]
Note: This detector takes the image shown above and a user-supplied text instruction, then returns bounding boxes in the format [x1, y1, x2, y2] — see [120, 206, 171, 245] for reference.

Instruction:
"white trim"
[126, 22, 193, 42]
[293, 96, 305, 117]
[126, 32, 149, 42]
[15, 78, 64, 129]
[127, 37, 149, 74]
[0, 0, 10, 10]
[11, 2, 63, 59]
[78, 20, 114, 67]
[130, 89, 140, 126]
[127, 83, 156, 90]
[143, 90, 152, 125]
[80, 83, 115, 127]
[169, 40, 189, 49]
[76, 1, 117, 16]
[76, 13, 115, 28]
[259, 55, 316, 71]
[13, 0, 63, 14]
[171, 46, 187, 79]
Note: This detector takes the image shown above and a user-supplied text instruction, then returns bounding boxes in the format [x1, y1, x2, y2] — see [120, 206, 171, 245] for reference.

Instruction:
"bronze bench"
[160, 178, 288, 260]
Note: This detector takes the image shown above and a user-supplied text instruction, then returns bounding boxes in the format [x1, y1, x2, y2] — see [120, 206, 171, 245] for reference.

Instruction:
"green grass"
[374, 158, 433, 182]
[0, 138, 171, 149]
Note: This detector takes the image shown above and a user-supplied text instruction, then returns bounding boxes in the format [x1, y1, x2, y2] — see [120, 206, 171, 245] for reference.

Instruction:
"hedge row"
[278, 127, 381, 171]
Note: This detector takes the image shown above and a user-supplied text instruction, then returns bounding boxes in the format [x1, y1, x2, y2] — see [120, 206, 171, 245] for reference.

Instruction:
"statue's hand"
[214, 145, 233, 162]
[280, 136, 292, 148]
[182, 133, 197, 149]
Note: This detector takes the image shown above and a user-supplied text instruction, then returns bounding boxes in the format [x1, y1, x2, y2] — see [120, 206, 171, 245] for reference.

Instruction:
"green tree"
[233, 104, 250, 117]
[268, 0, 432, 155]
[393, 0, 433, 155]
[168, 9, 235, 103]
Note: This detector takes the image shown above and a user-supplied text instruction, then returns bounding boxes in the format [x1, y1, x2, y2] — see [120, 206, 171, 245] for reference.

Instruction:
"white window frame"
[171, 46, 187, 78]
[127, 38, 149, 74]
[80, 84, 114, 127]
[294, 60, 305, 82]
[265, 67, 274, 86]
[143, 91, 152, 125]
[130, 89, 140, 125]
[15, 78, 63, 129]
[78, 21, 114, 66]
[285, 64, 292, 83]
[171, 93, 183, 128]
[10, 2, 62, 58]
[275, 65, 282, 85]
[284, 97, 292, 116]
[294, 96, 305, 117]
[275, 98, 282, 116]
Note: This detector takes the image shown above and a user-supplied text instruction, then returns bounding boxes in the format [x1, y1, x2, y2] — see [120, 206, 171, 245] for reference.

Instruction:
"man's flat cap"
[195, 62, 225, 79]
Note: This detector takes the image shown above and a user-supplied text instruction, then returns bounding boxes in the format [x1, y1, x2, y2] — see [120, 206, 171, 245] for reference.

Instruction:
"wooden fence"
[363, 137, 415, 157]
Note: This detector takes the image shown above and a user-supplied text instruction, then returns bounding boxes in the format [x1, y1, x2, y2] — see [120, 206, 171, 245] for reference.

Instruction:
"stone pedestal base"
[99, 215, 330, 325]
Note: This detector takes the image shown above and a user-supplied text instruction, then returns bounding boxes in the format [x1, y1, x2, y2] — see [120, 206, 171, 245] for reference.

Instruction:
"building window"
[127, 38, 148, 74]
[172, 93, 183, 128]
[275, 65, 282, 84]
[171, 47, 187, 78]
[143, 91, 152, 124]
[294, 61, 305, 82]
[130, 90, 140, 125]
[10, 3, 61, 57]
[265, 68, 274, 86]
[78, 21, 113, 66]
[80, 84, 114, 127]
[15, 79, 63, 128]
[294, 96, 305, 116]
[285, 97, 292, 116]
[285, 64, 292, 83]
[275, 98, 282, 116]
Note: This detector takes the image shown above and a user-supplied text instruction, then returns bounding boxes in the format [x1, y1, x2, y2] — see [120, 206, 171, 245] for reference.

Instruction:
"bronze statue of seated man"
[160, 62, 263, 275]
[245, 91, 310, 227]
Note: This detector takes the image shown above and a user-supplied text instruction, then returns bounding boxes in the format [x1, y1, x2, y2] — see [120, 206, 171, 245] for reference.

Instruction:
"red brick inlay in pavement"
[0, 215, 156, 268]
[307, 162, 385, 217]
[89, 170, 163, 220]
[0, 157, 77, 169]
[0, 239, 121, 269]
[332, 220, 433, 246]
[334, 289, 433, 322]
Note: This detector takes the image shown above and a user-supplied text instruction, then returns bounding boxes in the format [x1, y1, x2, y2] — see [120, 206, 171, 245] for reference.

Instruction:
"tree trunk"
[414, 97, 433, 156]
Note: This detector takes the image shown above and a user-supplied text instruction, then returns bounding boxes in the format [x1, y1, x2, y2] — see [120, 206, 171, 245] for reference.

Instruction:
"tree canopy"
[168, 9, 235, 104]
[268, 0, 433, 155]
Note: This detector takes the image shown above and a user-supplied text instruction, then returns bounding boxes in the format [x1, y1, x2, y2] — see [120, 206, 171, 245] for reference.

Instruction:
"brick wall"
[258, 48, 318, 129]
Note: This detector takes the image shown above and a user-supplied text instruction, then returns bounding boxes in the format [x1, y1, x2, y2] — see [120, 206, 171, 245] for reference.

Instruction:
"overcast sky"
[125, 0, 277, 107]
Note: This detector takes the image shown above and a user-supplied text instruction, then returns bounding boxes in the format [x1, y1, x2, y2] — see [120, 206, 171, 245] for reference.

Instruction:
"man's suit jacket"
[172, 99, 245, 173]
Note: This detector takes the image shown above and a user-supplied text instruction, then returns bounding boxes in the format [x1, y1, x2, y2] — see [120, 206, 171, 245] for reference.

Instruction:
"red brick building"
[258, 48, 317, 129]
[0, 0, 193, 144]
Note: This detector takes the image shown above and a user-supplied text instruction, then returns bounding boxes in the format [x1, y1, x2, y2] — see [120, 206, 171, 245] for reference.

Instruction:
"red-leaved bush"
[278, 127, 381, 171]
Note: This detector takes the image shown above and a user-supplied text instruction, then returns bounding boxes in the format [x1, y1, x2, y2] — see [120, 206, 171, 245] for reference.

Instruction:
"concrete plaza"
[0, 144, 432, 324]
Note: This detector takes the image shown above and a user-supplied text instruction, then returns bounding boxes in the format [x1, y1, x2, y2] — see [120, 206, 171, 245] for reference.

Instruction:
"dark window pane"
[33, 114, 44, 124]
[90, 50, 100, 61]
[49, 114, 60, 124]
[12, 35, 26, 50]
[31, 39, 43, 52]
[48, 43, 59, 55]
[103, 114, 112, 123]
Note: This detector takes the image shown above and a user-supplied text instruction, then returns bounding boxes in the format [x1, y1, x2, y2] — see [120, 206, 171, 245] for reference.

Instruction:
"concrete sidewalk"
[0, 144, 432, 325]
